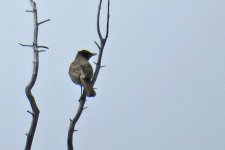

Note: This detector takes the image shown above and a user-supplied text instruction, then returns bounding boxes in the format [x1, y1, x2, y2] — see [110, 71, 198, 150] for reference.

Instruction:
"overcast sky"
[1, 0, 225, 149]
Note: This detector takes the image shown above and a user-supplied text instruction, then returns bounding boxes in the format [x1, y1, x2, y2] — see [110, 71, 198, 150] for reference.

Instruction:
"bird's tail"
[80, 78, 96, 97]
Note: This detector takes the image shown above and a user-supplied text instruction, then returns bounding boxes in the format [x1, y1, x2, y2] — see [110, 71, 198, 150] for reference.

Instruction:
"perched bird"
[69, 50, 97, 97]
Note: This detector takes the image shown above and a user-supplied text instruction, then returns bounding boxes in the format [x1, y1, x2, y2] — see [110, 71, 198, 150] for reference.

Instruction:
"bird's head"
[77, 49, 97, 60]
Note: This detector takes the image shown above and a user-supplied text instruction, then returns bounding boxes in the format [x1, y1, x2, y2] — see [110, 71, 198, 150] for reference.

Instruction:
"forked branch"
[67, 0, 110, 149]
[92, 0, 110, 85]
[21, 1, 50, 150]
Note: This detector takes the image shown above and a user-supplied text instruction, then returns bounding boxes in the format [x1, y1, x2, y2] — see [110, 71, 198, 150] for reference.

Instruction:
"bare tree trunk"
[67, 0, 110, 149]
[20, 1, 50, 149]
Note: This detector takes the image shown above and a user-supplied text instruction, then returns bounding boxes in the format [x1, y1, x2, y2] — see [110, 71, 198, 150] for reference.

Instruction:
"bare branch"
[67, 95, 86, 150]
[24, 1, 40, 149]
[22, 0, 49, 149]
[67, 0, 110, 149]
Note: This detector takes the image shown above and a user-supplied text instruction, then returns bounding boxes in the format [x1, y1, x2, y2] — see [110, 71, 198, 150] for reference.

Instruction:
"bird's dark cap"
[77, 49, 97, 60]
[79, 49, 97, 56]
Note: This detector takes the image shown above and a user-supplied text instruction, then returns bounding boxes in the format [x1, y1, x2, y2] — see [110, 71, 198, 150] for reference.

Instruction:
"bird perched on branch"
[69, 50, 97, 97]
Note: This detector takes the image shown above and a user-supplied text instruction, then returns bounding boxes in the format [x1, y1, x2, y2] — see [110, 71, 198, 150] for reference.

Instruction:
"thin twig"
[26, 10, 34, 13]
[97, 0, 103, 41]
[94, 41, 101, 49]
[19, 43, 49, 50]
[67, 0, 110, 150]
[27, 110, 34, 116]
[38, 50, 46, 53]
[38, 19, 51, 25]
[37, 45, 49, 49]
[19, 43, 33, 47]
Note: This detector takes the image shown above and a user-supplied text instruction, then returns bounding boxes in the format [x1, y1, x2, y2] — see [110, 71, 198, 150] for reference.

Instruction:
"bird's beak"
[92, 53, 97, 56]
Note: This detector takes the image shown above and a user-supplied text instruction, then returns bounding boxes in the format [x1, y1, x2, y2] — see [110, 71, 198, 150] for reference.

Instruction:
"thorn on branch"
[83, 107, 88, 110]
[27, 110, 34, 116]
[94, 41, 101, 49]
[38, 50, 46, 53]
[19, 43, 33, 47]
[26, 10, 33, 13]
[38, 45, 49, 49]
[93, 62, 100, 66]
[100, 65, 106, 68]
[74, 130, 78, 132]
[69, 119, 72, 122]
[93, 62, 106, 68]
[38, 19, 51, 25]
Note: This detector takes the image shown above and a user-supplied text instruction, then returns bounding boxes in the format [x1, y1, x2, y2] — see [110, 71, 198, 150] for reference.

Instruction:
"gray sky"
[1, 0, 225, 149]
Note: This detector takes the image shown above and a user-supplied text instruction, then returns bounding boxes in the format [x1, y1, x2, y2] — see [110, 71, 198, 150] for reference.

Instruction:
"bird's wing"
[80, 63, 93, 80]
[69, 62, 81, 84]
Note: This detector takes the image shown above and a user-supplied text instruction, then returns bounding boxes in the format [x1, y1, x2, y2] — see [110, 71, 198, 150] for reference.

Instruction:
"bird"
[69, 50, 97, 97]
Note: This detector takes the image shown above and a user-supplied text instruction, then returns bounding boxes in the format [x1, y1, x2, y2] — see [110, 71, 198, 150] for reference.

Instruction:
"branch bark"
[21, 1, 50, 149]
[67, 0, 110, 149]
